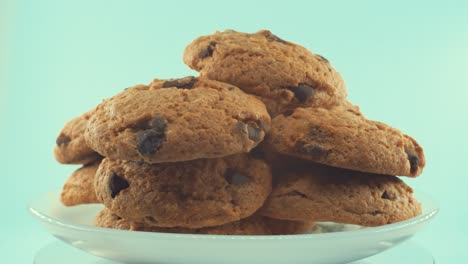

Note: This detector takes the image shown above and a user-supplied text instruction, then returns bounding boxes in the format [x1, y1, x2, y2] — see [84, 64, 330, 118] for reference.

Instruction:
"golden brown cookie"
[259, 163, 422, 226]
[54, 109, 102, 164]
[60, 160, 101, 206]
[266, 107, 425, 177]
[95, 208, 314, 235]
[94, 155, 272, 228]
[85, 77, 271, 163]
[183, 30, 347, 116]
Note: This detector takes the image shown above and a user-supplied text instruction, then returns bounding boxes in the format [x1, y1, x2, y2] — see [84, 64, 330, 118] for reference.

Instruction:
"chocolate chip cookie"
[259, 164, 422, 226]
[95, 208, 314, 235]
[54, 109, 102, 164]
[85, 77, 271, 163]
[183, 30, 347, 116]
[61, 160, 101, 206]
[94, 155, 272, 228]
[266, 107, 425, 176]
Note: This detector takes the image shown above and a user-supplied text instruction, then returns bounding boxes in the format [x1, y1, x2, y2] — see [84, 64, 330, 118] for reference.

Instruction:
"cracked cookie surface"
[95, 208, 314, 235]
[85, 77, 270, 163]
[54, 109, 102, 164]
[94, 155, 272, 228]
[61, 160, 101, 206]
[266, 106, 425, 176]
[259, 163, 422, 226]
[183, 30, 347, 116]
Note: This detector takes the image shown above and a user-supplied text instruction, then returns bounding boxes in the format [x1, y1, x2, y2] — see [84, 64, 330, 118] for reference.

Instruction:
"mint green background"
[1, 0, 467, 262]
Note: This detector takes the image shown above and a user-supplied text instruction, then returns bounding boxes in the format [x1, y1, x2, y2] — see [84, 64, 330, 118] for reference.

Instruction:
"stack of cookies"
[55, 30, 425, 235]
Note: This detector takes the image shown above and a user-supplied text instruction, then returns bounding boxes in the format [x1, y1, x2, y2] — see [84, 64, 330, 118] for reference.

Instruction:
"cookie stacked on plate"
[54, 29, 425, 235]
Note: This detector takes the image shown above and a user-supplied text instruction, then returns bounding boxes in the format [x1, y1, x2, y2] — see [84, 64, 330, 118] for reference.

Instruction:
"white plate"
[30, 191, 438, 264]
[34, 240, 435, 264]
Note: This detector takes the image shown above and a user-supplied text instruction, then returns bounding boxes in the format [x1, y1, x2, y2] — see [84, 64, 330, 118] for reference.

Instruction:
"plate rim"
[29, 190, 439, 241]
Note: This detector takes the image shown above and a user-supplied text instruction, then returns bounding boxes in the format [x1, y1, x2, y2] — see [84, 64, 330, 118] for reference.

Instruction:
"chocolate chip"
[316, 54, 329, 63]
[137, 130, 165, 155]
[148, 116, 167, 130]
[247, 124, 262, 142]
[132, 116, 165, 130]
[225, 169, 251, 185]
[264, 32, 288, 44]
[290, 84, 315, 102]
[162, 76, 196, 89]
[257, 119, 269, 131]
[408, 154, 419, 175]
[235, 121, 245, 131]
[199, 41, 217, 59]
[236, 120, 265, 142]
[299, 144, 329, 157]
[136, 117, 167, 155]
[381, 191, 393, 200]
[286, 191, 307, 198]
[109, 172, 129, 198]
[56, 135, 71, 145]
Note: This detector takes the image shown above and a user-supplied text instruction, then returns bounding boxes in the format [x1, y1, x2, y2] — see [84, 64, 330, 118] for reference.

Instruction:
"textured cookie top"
[54, 109, 102, 164]
[259, 164, 422, 226]
[183, 30, 347, 116]
[60, 160, 101, 206]
[94, 155, 272, 228]
[95, 209, 313, 235]
[266, 107, 425, 176]
[85, 77, 271, 163]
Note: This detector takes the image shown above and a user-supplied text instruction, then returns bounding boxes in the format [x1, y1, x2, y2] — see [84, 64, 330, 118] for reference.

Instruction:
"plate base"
[35, 240, 434, 264]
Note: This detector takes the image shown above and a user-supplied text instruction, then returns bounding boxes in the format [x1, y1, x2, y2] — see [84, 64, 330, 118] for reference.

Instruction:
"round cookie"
[95, 209, 314, 235]
[85, 77, 271, 163]
[183, 30, 347, 116]
[54, 109, 102, 164]
[266, 106, 425, 177]
[94, 155, 272, 228]
[259, 164, 422, 226]
[61, 160, 101, 206]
